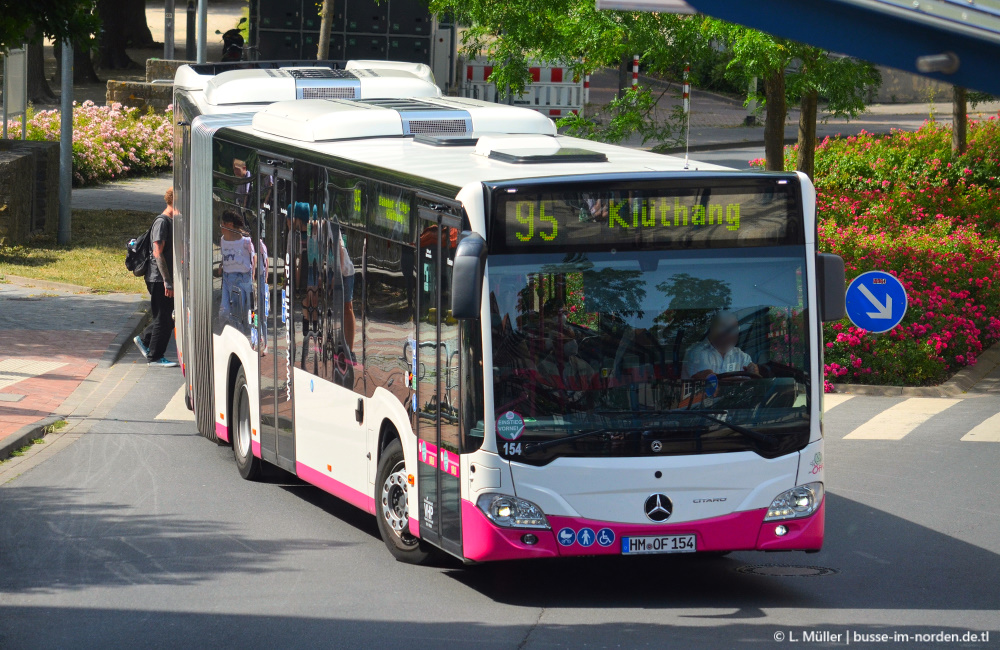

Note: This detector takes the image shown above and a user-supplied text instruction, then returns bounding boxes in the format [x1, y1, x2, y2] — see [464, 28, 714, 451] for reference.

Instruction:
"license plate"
[621, 534, 697, 555]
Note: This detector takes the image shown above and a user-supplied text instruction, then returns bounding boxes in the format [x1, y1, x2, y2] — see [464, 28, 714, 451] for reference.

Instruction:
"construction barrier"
[462, 61, 584, 119]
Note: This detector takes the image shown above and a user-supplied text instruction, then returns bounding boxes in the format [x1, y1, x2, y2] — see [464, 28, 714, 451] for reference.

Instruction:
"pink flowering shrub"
[3, 101, 173, 186]
[755, 116, 1000, 388]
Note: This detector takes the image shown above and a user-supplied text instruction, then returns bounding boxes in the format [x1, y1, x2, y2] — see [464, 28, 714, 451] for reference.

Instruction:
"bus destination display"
[500, 184, 796, 250]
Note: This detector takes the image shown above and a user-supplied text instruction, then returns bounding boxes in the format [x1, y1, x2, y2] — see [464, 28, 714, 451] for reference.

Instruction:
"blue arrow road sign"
[845, 271, 907, 333]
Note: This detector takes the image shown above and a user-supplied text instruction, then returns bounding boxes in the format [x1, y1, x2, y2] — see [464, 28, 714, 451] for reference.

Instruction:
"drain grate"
[736, 564, 839, 577]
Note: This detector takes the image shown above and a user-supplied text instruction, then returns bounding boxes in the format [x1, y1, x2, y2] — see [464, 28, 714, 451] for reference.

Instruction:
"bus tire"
[376, 439, 431, 564]
[232, 367, 261, 481]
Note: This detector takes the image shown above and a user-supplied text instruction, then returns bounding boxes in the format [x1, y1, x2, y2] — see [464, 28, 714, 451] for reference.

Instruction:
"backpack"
[125, 216, 165, 277]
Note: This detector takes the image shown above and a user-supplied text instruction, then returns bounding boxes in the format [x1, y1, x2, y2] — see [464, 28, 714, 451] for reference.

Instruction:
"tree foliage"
[431, 0, 881, 173]
[0, 0, 99, 52]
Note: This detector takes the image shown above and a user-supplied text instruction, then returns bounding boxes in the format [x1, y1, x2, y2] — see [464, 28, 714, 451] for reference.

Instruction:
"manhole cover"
[736, 564, 839, 577]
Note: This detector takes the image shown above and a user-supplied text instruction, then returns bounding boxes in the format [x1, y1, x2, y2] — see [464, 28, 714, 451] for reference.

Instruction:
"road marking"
[843, 398, 961, 440]
[0, 359, 67, 390]
[155, 384, 195, 421]
[960, 413, 1000, 442]
[823, 394, 855, 412]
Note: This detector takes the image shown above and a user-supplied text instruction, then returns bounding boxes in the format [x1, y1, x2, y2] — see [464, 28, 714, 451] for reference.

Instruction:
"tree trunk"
[763, 67, 787, 171]
[97, 0, 138, 70]
[797, 88, 819, 180]
[317, 0, 334, 59]
[952, 85, 967, 155]
[25, 30, 57, 104]
[53, 42, 102, 84]
[123, 0, 157, 48]
[618, 53, 631, 100]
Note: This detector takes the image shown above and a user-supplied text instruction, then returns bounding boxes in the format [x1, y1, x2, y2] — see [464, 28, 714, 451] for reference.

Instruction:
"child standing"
[220, 209, 255, 334]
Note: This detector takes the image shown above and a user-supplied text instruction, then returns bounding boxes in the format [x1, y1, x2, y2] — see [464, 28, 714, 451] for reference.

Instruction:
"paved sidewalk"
[72, 172, 172, 213]
[0, 278, 144, 455]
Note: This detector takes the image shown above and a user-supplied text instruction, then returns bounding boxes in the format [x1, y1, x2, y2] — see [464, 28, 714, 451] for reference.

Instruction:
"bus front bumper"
[460, 497, 825, 562]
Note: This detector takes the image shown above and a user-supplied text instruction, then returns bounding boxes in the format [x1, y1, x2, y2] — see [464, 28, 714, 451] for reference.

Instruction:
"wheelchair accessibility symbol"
[596, 528, 615, 547]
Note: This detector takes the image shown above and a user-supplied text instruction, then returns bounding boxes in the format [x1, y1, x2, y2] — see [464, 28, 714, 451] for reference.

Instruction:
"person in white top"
[682, 311, 759, 380]
[220, 209, 255, 332]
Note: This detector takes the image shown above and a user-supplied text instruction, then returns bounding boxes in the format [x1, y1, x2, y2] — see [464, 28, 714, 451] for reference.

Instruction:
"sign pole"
[58, 39, 74, 246]
[196, 0, 207, 64]
[164, 0, 175, 60]
[3, 51, 8, 140]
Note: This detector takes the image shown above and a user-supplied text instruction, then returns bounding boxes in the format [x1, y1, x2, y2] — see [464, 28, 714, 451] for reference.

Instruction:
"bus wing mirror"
[451, 232, 488, 320]
[817, 253, 846, 322]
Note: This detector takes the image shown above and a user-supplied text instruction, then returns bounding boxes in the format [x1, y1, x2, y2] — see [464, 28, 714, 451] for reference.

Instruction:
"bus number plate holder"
[621, 534, 696, 555]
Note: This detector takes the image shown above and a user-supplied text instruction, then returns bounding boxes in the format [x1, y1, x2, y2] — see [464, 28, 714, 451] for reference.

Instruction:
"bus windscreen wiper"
[522, 428, 623, 454]
[593, 409, 779, 448]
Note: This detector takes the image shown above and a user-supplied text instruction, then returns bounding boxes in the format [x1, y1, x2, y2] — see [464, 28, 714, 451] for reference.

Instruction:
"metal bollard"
[186, 0, 196, 61]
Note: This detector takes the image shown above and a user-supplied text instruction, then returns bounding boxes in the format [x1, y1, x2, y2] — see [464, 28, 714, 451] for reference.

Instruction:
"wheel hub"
[381, 466, 410, 537]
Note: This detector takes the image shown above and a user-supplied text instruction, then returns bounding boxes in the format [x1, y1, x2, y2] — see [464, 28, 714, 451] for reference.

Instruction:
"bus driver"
[683, 311, 759, 380]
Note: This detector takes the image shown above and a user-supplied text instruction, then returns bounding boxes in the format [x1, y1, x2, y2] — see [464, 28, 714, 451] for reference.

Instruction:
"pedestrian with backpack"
[133, 188, 178, 367]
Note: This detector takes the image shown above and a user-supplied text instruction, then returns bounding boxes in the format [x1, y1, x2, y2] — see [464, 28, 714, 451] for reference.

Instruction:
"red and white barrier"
[461, 60, 584, 120]
[632, 55, 639, 87]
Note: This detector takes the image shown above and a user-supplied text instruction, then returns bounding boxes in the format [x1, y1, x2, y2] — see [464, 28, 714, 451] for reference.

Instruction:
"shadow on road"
[444, 493, 1000, 613]
[0, 607, 991, 648]
[0, 486, 357, 593]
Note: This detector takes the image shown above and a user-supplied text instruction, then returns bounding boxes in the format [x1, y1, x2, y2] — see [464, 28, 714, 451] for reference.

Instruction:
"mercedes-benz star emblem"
[644, 493, 673, 522]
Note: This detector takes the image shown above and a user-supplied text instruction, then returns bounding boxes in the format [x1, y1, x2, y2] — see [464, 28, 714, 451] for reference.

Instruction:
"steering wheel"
[717, 370, 762, 382]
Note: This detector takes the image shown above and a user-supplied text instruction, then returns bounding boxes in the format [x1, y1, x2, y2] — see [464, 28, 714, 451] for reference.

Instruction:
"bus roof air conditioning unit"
[252, 99, 407, 142]
[361, 98, 471, 136]
[345, 60, 436, 87]
[252, 97, 561, 143]
[202, 67, 441, 106]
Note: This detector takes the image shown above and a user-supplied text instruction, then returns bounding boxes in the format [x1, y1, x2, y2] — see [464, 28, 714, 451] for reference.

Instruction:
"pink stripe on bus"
[251, 440, 260, 458]
[215, 422, 229, 443]
[461, 497, 826, 562]
[418, 439, 438, 468]
[296, 462, 377, 515]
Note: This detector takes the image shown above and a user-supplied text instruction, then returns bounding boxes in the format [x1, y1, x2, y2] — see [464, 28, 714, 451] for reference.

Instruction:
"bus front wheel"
[232, 367, 261, 481]
[376, 439, 432, 564]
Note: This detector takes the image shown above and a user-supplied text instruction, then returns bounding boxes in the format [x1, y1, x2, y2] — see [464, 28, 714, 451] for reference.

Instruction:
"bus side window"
[364, 235, 414, 406]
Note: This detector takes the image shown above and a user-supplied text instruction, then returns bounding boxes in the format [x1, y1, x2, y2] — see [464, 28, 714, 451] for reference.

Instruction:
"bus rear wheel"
[376, 439, 431, 564]
[232, 367, 261, 480]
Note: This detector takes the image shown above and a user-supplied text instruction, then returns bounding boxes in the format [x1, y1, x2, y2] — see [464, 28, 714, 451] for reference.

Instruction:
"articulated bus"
[174, 62, 846, 564]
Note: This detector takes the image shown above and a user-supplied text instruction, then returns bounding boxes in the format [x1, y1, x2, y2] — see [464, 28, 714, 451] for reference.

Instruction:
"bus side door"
[257, 161, 296, 472]
[415, 201, 463, 557]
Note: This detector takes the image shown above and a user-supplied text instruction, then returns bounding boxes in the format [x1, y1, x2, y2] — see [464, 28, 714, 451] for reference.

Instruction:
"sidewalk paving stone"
[0, 282, 143, 447]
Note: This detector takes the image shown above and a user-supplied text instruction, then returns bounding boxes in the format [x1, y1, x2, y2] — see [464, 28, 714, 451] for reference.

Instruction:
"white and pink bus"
[174, 63, 846, 563]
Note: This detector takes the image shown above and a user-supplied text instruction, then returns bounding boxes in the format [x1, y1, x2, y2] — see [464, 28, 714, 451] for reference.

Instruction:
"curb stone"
[100, 303, 151, 368]
[0, 416, 62, 462]
[831, 340, 1000, 397]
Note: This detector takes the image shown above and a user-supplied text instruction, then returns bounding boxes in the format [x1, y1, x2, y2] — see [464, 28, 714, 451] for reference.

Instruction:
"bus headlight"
[764, 483, 824, 521]
[477, 494, 550, 529]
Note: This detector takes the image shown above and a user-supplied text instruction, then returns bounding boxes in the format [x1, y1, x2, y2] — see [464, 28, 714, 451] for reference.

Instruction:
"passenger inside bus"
[682, 311, 760, 380]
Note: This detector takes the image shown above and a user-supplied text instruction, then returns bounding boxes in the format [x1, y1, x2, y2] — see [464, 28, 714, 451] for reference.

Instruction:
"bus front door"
[415, 205, 463, 557]
[257, 161, 296, 473]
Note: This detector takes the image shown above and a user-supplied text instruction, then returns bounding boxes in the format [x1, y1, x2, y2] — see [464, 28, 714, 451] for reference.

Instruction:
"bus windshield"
[487, 247, 811, 463]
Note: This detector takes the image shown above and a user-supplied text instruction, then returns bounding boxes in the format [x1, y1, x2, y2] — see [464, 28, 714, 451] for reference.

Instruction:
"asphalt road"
[1, 347, 999, 649]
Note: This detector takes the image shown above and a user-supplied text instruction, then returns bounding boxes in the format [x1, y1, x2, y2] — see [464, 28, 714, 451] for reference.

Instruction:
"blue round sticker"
[557, 527, 576, 546]
[704, 374, 718, 397]
[596, 528, 615, 547]
[577, 527, 596, 547]
[845, 270, 908, 333]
